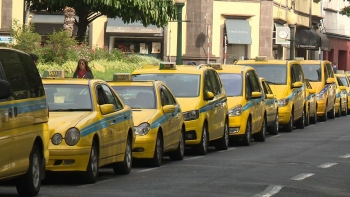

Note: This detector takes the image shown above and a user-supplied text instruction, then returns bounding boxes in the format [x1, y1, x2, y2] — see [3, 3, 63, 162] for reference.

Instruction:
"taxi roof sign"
[295, 57, 304, 61]
[159, 62, 176, 70]
[113, 73, 132, 81]
[345, 71, 350, 74]
[210, 63, 223, 70]
[337, 70, 345, 74]
[255, 56, 268, 62]
[43, 70, 65, 78]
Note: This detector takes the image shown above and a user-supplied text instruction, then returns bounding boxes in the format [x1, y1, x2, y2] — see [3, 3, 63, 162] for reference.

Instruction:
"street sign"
[0, 36, 13, 44]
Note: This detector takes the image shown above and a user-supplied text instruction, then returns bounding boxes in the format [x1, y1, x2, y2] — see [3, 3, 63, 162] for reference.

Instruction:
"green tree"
[340, 6, 350, 17]
[10, 19, 41, 53]
[27, 0, 177, 43]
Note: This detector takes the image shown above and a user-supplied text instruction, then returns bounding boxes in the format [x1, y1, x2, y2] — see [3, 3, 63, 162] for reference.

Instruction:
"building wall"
[90, 16, 107, 48]
[323, 0, 350, 36]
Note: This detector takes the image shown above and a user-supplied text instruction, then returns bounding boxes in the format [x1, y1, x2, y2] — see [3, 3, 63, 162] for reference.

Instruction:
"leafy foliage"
[27, 0, 177, 42]
[10, 20, 41, 53]
[340, 6, 350, 17]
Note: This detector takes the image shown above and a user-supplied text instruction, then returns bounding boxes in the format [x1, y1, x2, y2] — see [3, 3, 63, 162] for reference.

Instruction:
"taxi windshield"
[132, 74, 200, 97]
[44, 84, 92, 111]
[301, 64, 322, 82]
[246, 64, 287, 85]
[218, 73, 242, 96]
[111, 86, 156, 109]
[338, 76, 349, 87]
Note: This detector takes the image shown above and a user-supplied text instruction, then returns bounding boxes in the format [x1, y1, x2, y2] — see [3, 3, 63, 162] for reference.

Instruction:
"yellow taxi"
[334, 74, 348, 116]
[107, 74, 185, 167]
[132, 63, 229, 155]
[212, 64, 266, 145]
[299, 59, 336, 121]
[335, 71, 350, 115]
[42, 70, 135, 184]
[235, 56, 307, 132]
[305, 79, 318, 124]
[260, 77, 279, 135]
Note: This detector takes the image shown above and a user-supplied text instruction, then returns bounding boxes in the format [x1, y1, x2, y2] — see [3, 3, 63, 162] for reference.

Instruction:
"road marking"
[308, 125, 315, 127]
[340, 154, 350, 158]
[218, 147, 236, 152]
[269, 134, 282, 138]
[291, 173, 314, 181]
[184, 156, 204, 161]
[138, 166, 165, 173]
[317, 163, 338, 168]
[77, 178, 115, 187]
[253, 185, 283, 197]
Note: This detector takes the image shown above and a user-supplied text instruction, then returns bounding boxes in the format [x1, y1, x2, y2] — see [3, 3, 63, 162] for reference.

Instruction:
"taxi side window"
[291, 65, 304, 83]
[102, 84, 123, 110]
[305, 80, 312, 89]
[245, 73, 252, 99]
[209, 70, 222, 96]
[160, 86, 176, 106]
[0, 51, 29, 100]
[247, 70, 260, 92]
[325, 63, 334, 78]
[323, 65, 329, 83]
[336, 77, 343, 86]
[204, 71, 214, 95]
[262, 81, 272, 95]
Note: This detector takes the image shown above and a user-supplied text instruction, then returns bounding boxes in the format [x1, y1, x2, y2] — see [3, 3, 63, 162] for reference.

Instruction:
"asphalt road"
[1, 116, 350, 197]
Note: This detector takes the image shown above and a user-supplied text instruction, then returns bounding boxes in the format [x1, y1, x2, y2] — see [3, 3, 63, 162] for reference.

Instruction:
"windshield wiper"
[50, 109, 92, 112]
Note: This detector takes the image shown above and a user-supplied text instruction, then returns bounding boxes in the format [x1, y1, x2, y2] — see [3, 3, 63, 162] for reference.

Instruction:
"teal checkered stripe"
[150, 105, 182, 129]
[0, 98, 47, 115]
[199, 97, 227, 113]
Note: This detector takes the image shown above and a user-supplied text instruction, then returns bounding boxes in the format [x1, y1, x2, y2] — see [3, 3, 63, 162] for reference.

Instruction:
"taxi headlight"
[183, 110, 199, 121]
[278, 98, 289, 107]
[228, 104, 242, 117]
[51, 133, 63, 145]
[65, 128, 81, 146]
[316, 93, 324, 101]
[135, 123, 151, 136]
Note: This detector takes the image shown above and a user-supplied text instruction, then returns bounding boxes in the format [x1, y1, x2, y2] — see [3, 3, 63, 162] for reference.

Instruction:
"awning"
[315, 31, 330, 51]
[225, 19, 252, 44]
[295, 29, 317, 49]
[106, 18, 163, 34]
[31, 14, 79, 24]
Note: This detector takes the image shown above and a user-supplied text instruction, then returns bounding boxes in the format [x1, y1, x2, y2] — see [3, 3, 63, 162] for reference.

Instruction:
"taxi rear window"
[44, 84, 92, 111]
[132, 74, 200, 97]
[247, 64, 287, 85]
[301, 64, 322, 82]
[218, 73, 242, 96]
[111, 86, 156, 109]
[339, 76, 349, 87]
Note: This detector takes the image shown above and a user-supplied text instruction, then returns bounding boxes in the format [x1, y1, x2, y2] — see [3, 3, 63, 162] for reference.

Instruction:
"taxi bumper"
[278, 106, 292, 125]
[184, 118, 203, 145]
[317, 100, 326, 116]
[46, 146, 91, 172]
[132, 133, 157, 159]
[228, 115, 248, 137]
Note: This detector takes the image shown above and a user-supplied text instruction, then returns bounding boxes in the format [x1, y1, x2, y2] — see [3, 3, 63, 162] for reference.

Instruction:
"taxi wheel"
[254, 117, 266, 142]
[113, 135, 132, 175]
[195, 125, 209, 155]
[284, 112, 293, 132]
[241, 119, 251, 146]
[310, 110, 317, 124]
[328, 105, 336, 119]
[269, 114, 279, 135]
[169, 129, 185, 161]
[336, 102, 341, 117]
[84, 142, 99, 184]
[319, 107, 327, 122]
[215, 119, 229, 150]
[296, 109, 305, 129]
[151, 132, 163, 167]
[16, 145, 41, 196]
[305, 109, 310, 126]
[341, 101, 347, 116]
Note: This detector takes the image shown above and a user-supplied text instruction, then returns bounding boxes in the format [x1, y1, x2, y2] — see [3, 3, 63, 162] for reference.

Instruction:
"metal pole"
[289, 24, 295, 60]
[176, 3, 185, 65]
[224, 36, 227, 64]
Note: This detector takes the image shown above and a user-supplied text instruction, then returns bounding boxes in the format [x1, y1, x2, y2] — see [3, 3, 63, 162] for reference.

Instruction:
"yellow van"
[0, 48, 49, 196]
[236, 57, 307, 132]
[299, 60, 336, 121]
[213, 64, 267, 145]
[132, 63, 229, 155]
[334, 74, 348, 116]
[335, 72, 350, 115]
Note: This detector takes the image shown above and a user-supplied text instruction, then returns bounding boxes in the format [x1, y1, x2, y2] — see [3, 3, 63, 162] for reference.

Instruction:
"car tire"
[310, 110, 317, 124]
[284, 112, 293, 132]
[169, 129, 185, 161]
[113, 135, 132, 175]
[16, 145, 42, 197]
[215, 119, 229, 150]
[195, 124, 209, 155]
[241, 119, 251, 146]
[269, 114, 279, 135]
[319, 106, 327, 122]
[296, 109, 305, 129]
[336, 101, 341, 117]
[254, 116, 266, 142]
[341, 101, 347, 116]
[328, 104, 336, 119]
[150, 132, 163, 167]
[84, 141, 99, 184]
[305, 108, 310, 126]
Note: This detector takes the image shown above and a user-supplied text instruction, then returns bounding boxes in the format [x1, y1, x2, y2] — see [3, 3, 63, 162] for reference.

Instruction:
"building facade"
[0, 0, 25, 44]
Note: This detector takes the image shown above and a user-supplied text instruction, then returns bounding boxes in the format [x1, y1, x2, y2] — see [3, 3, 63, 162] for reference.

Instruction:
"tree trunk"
[76, 17, 89, 43]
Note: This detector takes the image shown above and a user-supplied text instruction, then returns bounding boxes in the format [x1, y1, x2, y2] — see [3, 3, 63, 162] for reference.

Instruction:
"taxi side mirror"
[339, 86, 347, 91]
[266, 94, 274, 99]
[163, 105, 176, 113]
[292, 81, 303, 88]
[326, 78, 335, 84]
[100, 104, 115, 115]
[252, 92, 262, 98]
[0, 79, 11, 99]
[308, 88, 316, 94]
[206, 91, 215, 100]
